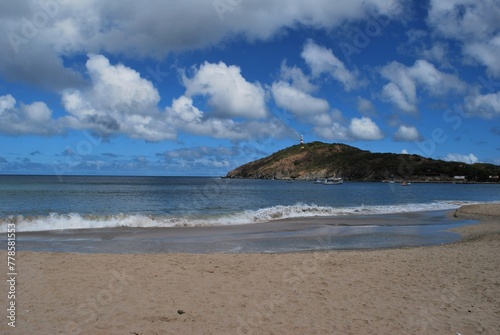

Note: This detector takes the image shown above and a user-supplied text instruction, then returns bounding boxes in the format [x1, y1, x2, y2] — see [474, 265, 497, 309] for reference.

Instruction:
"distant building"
[453, 176, 467, 183]
[300, 135, 304, 145]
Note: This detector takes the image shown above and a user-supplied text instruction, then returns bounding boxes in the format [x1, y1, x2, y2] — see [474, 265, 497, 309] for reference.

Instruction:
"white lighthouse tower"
[300, 135, 304, 145]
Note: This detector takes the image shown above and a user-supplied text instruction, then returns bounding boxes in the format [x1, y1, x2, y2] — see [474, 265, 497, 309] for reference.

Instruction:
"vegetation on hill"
[225, 142, 500, 182]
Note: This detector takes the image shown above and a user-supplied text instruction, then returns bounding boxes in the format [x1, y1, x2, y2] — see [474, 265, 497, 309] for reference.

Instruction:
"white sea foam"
[0, 200, 486, 233]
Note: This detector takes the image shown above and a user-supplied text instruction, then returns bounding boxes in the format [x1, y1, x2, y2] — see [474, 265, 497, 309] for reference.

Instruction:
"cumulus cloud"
[61, 54, 174, 141]
[463, 91, 500, 119]
[278, 62, 317, 93]
[271, 81, 329, 116]
[0, 55, 293, 142]
[380, 59, 465, 113]
[0, 94, 60, 135]
[313, 121, 351, 141]
[271, 61, 330, 120]
[427, 0, 500, 77]
[444, 153, 479, 164]
[0, 0, 404, 91]
[313, 113, 384, 141]
[393, 125, 421, 141]
[381, 82, 417, 113]
[349, 117, 384, 140]
[0, 94, 15, 112]
[183, 62, 267, 119]
[165, 95, 293, 141]
[301, 40, 358, 91]
[61, 56, 294, 142]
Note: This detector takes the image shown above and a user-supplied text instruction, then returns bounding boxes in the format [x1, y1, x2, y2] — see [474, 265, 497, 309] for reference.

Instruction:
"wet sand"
[1, 204, 499, 334]
[9, 210, 473, 253]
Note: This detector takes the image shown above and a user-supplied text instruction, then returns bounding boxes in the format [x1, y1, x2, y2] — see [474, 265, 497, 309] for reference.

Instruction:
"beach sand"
[1, 204, 499, 335]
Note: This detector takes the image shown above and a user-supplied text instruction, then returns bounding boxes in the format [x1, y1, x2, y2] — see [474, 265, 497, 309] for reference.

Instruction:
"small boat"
[324, 177, 343, 185]
[313, 178, 324, 184]
[401, 181, 410, 186]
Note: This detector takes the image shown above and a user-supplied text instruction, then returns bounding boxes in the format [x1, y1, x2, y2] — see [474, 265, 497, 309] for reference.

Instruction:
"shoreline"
[1, 204, 499, 334]
[223, 176, 500, 184]
[5, 209, 478, 254]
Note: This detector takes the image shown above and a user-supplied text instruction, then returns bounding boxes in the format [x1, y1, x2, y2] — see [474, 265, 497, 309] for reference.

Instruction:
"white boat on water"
[324, 177, 343, 185]
[313, 178, 324, 184]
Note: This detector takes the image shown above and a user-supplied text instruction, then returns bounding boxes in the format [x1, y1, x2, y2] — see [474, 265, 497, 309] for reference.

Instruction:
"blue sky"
[0, 0, 499, 176]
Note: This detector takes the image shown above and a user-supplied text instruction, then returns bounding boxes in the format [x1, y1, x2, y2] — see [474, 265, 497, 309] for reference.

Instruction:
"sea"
[0, 175, 499, 253]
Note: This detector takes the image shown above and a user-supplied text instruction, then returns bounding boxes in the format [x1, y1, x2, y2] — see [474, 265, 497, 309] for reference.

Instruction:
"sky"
[0, 0, 499, 176]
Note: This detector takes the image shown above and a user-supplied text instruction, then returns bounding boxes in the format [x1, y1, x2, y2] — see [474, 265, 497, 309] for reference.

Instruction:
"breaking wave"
[0, 200, 483, 233]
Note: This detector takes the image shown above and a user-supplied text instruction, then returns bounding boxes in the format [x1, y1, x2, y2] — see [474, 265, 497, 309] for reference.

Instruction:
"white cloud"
[427, 0, 500, 77]
[1, 55, 294, 142]
[0, 94, 59, 135]
[380, 59, 465, 113]
[301, 40, 358, 91]
[420, 43, 449, 64]
[170, 61, 295, 141]
[0, 0, 405, 91]
[444, 153, 479, 164]
[393, 125, 421, 141]
[0, 94, 16, 112]
[166, 95, 294, 141]
[271, 81, 329, 116]
[85, 54, 160, 114]
[62, 54, 174, 141]
[313, 122, 351, 141]
[169, 96, 203, 123]
[349, 117, 384, 140]
[308, 110, 384, 142]
[463, 91, 500, 119]
[401, 149, 409, 154]
[279, 62, 317, 93]
[408, 60, 465, 95]
[381, 82, 417, 113]
[464, 36, 500, 78]
[183, 62, 267, 119]
[272, 61, 330, 120]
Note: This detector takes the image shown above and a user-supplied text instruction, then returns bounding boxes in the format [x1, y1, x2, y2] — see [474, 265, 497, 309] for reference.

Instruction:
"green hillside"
[226, 142, 500, 182]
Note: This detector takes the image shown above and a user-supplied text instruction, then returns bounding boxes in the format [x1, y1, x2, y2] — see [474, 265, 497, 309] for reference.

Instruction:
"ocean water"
[0, 175, 498, 252]
[1, 175, 498, 232]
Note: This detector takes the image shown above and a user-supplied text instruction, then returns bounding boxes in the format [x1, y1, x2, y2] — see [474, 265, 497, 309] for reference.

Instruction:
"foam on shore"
[0, 200, 484, 232]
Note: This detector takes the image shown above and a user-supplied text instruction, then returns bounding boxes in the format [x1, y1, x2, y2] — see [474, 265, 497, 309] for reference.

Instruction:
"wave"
[0, 200, 484, 233]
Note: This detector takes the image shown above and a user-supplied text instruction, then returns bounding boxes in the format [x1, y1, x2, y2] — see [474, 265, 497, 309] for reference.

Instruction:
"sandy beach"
[1, 204, 499, 334]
